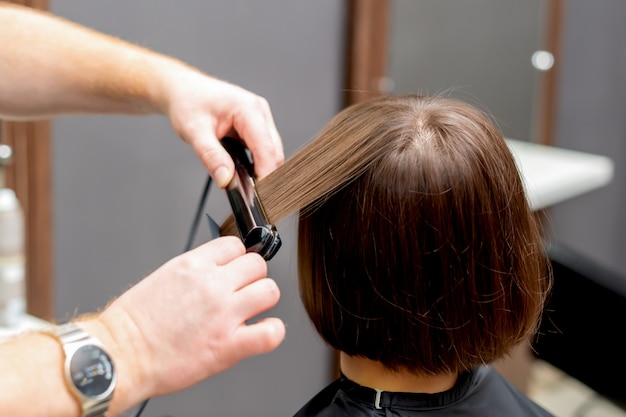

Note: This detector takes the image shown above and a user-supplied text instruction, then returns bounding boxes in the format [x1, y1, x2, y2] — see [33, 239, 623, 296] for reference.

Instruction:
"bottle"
[0, 188, 26, 327]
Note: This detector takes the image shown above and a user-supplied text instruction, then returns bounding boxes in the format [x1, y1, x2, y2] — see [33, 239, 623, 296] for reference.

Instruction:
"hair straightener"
[220, 136, 281, 260]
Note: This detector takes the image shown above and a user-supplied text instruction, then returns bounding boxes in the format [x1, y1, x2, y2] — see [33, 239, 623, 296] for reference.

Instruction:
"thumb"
[194, 132, 235, 188]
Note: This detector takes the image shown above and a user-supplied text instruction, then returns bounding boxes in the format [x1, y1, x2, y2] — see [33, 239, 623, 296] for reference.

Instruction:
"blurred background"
[1, 1, 624, 416]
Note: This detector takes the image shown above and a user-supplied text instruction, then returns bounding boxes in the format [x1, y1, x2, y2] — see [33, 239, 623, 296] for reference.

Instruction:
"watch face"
[69, 345, 115, 397]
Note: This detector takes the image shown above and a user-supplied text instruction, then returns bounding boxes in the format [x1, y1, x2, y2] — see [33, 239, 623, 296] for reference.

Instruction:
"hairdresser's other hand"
[80, 236, 285, 414]
[162, 69, 284, 188]
[0, 4, 283, 187]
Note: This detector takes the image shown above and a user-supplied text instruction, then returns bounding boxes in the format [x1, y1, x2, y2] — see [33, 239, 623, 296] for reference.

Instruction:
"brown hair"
[222, 94, 551, 375]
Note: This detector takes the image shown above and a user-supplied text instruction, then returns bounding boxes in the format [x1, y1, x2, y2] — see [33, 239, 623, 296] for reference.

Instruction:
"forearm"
[0, 331, 79, 416]
[0, 3, 187, 119]
[0, 314, 145, 417]
[0, 3, 284, 183]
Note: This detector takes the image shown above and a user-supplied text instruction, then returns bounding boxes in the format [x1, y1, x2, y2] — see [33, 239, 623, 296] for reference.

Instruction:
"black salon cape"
[293, 365, 554, 417]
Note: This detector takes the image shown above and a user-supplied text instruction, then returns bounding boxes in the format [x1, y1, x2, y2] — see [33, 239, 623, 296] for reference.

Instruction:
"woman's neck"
[339, 352, 458, 394]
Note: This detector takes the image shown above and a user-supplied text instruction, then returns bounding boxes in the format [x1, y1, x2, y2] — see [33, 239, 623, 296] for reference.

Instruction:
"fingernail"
[214, 166, 231, 188]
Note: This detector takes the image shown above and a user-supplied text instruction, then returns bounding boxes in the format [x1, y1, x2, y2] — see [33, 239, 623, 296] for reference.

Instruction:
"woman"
[223, 94, 553, 416]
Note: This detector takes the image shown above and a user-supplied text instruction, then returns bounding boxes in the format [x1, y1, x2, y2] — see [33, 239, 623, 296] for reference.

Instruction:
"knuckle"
[176, 117, 201, 141]
[247, 252, 268, 274]
[199, 146, 223, 169]
[255, 95, 271, 112]
[259, 277, 279, 296]
[176, 253, 203, 275]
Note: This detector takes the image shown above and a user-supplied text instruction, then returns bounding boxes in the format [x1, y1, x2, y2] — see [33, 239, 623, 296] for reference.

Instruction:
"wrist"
[77, 310, 150, 416]
[49, 323, 117, 417]
[144, 53, 202, 116]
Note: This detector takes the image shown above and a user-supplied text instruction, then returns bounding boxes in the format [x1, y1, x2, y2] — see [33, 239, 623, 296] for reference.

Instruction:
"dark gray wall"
[50, 1, 344, 416]
[547, 0, 626, 277]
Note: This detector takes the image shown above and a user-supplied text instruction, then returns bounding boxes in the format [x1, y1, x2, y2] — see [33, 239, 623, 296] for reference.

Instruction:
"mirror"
[386, 0, 547, 143]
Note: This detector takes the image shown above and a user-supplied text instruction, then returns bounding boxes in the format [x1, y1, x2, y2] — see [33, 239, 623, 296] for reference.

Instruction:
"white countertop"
[507, 139, 615, 211]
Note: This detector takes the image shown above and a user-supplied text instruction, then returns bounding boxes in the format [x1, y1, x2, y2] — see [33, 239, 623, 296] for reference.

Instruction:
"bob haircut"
[222, 94, 551, 376]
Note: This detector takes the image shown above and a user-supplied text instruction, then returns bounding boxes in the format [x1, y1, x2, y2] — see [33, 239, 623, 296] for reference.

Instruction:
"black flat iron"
[220, 136, 281, 261]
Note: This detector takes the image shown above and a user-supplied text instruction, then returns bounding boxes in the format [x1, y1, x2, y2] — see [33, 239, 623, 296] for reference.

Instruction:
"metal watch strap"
[54, 323, 114, 417]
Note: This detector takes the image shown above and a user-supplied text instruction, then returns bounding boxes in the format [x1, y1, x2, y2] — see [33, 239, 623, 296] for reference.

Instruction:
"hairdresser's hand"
[162, 68, 284, 188]
[0, 4, 282, 186]
[80, 236, 285, 415]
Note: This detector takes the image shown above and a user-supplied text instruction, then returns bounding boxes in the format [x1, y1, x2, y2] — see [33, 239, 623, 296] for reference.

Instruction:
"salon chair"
[533, 242, 626, 406]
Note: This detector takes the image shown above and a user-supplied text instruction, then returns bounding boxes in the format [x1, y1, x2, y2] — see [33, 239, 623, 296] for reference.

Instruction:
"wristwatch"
[51, 322, 117, 417]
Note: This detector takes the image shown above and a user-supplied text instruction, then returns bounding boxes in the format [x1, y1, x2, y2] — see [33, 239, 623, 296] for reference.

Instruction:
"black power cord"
[131, 175, 213, 417]
[184, 175, 214, 252]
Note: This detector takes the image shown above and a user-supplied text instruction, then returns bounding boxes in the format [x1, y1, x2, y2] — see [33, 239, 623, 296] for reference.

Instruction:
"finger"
[233, 99, 284, 179]
[259, 102, 284, 174]
[191, 236, 245, 266]
[232, 317, 286, 357]
[233, 277, 280, 319]
[223, 252, 268, 291]
[193, 129, 236, 188]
